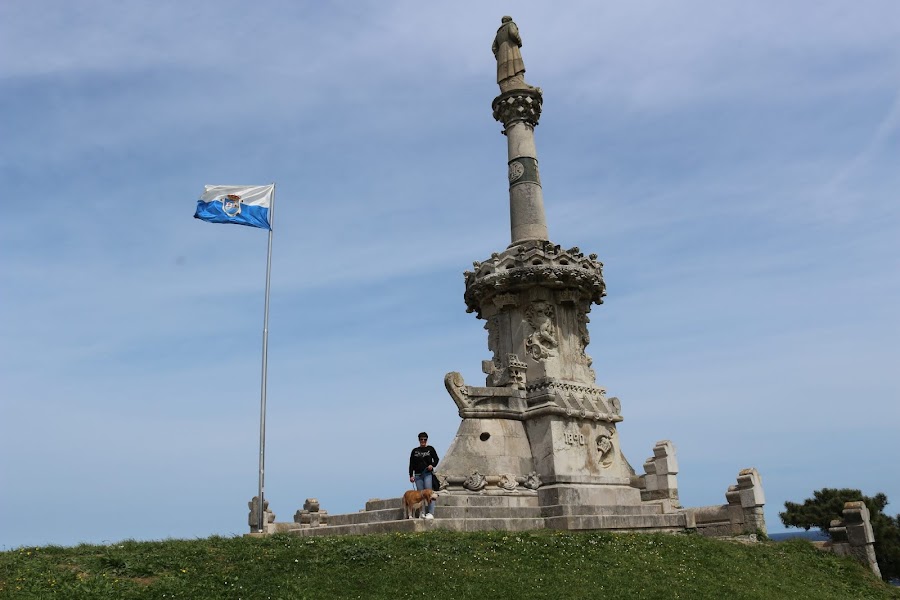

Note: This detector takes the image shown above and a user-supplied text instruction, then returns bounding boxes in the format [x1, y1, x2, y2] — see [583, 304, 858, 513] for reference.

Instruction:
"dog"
[402, 488, 435, 519]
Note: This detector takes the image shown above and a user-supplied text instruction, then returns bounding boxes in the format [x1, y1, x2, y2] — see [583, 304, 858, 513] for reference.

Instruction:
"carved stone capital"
[492, 89, 543, 130]
[464, 240, 606, 318]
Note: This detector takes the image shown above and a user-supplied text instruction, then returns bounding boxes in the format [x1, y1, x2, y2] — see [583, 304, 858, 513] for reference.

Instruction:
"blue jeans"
[414, 471, 436, 515]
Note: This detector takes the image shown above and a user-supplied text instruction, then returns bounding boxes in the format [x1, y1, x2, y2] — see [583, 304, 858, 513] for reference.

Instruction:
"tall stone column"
[493, 90, 548, 246]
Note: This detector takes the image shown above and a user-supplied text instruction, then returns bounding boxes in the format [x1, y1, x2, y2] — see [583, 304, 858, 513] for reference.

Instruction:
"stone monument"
[437, 15, 643, 521]
[251, 17, 767, 538]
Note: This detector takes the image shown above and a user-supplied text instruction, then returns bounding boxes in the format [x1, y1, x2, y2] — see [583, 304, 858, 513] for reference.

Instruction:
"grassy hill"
[1, 530, 897, 599]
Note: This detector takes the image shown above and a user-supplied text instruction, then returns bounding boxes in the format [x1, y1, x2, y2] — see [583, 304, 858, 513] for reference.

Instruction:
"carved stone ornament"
[508, 161, 525, 182]
[493, 293, 518, 309]
[506, 353, 527, 389]
[525, 302, 557, 360]
[464, 241, 605, 318]
[492, 90, 543, 129]
[596, 430, 615, 468]
[498, 473, 519, 491]
[463, 471, 488, 491]
[524, 471, 542, 490]
[445, 371, 471, 409]
[608, 396, 621, 416]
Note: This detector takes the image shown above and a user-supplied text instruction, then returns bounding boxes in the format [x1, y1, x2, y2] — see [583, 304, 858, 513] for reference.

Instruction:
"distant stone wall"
[682, 468, 766, 537]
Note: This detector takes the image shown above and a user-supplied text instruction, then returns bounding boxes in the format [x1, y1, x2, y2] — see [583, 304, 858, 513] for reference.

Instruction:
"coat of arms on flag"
[194, 184, 273, 230]
[222, 194, 242, 218]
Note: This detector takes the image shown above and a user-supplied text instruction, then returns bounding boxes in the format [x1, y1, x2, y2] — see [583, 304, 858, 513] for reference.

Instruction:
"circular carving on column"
[508, 161, 525, 182]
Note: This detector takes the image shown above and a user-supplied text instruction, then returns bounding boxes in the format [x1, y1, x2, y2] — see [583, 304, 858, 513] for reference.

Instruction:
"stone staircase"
[279, 491, 689, 538]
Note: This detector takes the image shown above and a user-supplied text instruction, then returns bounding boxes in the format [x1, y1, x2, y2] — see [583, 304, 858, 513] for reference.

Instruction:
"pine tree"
[780, 488, 899, 581]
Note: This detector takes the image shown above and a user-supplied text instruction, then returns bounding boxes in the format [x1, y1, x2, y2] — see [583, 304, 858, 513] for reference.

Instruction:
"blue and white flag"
[194, 184, 273, 230]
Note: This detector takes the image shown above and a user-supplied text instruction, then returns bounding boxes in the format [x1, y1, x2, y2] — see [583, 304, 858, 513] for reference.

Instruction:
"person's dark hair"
[418, 432, 428, 440]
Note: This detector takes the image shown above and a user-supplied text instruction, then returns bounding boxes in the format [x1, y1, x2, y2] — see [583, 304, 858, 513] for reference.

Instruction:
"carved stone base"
[523, 417, 634, 485]
[438, 418, 534, 483]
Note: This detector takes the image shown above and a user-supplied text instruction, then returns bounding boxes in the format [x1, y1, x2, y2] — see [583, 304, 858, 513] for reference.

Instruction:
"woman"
[408, 432, 439, 519]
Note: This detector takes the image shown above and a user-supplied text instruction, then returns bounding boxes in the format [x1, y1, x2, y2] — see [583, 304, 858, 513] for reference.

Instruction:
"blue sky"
[1, 1, 898, 548]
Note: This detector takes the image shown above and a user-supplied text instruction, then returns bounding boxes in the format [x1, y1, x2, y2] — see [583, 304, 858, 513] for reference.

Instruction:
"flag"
[194, 184, 273, 229]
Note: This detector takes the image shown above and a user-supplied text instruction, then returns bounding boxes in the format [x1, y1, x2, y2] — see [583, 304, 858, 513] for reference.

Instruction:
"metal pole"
[257, 183, 275, 532]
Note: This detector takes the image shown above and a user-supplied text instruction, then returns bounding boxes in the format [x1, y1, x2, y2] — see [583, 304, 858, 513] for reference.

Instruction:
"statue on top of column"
[492, 16, 538, 93]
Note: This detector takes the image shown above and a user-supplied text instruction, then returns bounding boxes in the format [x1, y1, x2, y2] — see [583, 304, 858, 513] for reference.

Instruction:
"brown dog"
[402, 488, 435, 519]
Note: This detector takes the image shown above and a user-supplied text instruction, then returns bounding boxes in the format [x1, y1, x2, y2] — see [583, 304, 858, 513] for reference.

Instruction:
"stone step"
[331, 502, 541, 525]
[365, 494, 538, 512]
[539, 503, 667, 518]
[432, 517, 547, 532]
[283, 511, 691, 537]
[544, 512, 687, 531]
[434, 505, 542, 520]
[288, 518, 429, 537]
[285, 515, 549, 537]
[328, 508, 404, 526]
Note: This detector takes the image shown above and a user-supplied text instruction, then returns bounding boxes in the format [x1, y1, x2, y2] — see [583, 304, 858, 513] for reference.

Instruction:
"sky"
[1, 1, 898, 549]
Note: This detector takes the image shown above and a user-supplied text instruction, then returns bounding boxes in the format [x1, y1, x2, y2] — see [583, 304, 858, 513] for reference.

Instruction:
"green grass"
[1, 531, 896, 599]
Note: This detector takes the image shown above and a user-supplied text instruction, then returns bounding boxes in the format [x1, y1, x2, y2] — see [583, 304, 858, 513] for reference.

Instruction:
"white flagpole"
[257, 183, 275, 533]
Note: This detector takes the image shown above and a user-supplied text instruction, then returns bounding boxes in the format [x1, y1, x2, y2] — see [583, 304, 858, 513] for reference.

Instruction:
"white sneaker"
[424, 513, 434, 520]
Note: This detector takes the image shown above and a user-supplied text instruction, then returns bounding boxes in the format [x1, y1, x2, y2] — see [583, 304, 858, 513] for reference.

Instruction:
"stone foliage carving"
[499, 473, 519, 491]
[524, 471, 542, 490]
[464, 241, 605, 318]
[463, 471, 487, 491]
[525, 302, 557, 360]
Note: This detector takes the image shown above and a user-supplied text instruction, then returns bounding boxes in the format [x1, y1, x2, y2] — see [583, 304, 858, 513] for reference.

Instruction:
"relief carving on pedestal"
[525, 302, 557, 360]
[463, 471, 487, 491]
[595, 428, 616, 469]
[524, 471, 542, 490]
[499, 473, 519, 491]
[506, 354, 527, 389]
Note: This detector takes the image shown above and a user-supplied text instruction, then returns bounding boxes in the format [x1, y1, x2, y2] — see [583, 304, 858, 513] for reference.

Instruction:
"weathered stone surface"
[248, 496, 276, 534]
[828, 501, 881, 578]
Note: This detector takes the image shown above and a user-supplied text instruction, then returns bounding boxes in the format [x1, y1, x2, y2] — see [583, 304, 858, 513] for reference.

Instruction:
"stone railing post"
[725, 468, 766, 535]
[638, 440, 680, 511]
[829, 501, 881, 578]
[248, 496, 275, 534]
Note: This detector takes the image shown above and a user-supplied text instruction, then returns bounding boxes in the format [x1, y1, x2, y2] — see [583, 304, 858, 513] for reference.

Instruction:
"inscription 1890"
[564, 430, 585, 446]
